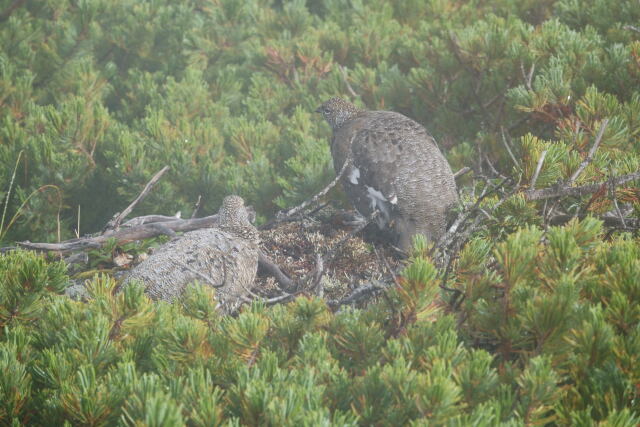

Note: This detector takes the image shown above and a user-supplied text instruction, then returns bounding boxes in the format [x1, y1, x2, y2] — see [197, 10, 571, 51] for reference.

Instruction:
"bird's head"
[315, 97, 361, 130]
[219, 195, 249, 223]
[218, 195, 259, 242]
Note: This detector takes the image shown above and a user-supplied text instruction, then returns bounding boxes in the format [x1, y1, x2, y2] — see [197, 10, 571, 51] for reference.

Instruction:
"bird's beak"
[314, 107, 322, 113]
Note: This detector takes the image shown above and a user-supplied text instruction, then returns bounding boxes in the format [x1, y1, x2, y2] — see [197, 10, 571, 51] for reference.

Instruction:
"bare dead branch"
[527, 64, 535, 89]
[433, 178, 520, 274]
[191, 195, 202, 219]
[541, 129, 620, 224]
[612, 200, 628, 228]
[339, 65, 358, 98]
[434, 179, 519, 306]
[238, 273, 299, 307]
[500, 126, 521, 170]
[261, 292, 298, 305]
[530, 149, 548, 190]
[453, 167, 472, 179]
[16, 214, 221, 253]
[610, 176, 628, 229]
[520, 61, 535, 91]
[326, 281, 387, 309]
[312, 254, 325, 297]
[437, 178, 510, 251]
[262, 146, 353, 229]
[549, 214, 639, 229]
[108, 166, 170, 231]
[524, 171, 640, 201]
[440, 253, 463, 308]
[284, 155, 350, 218]
[483, 154, 508, 180]
[568, 119, 609, 185]
[148, 223, 178, 238]
[64, 251, 89, 266]
[122, 214, 184, 228]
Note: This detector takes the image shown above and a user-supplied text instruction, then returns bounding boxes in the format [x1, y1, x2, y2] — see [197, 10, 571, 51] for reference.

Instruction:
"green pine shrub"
[1, 0, 638, 242]
[1, 217, 639, 424]
[1, 0, 640, 424]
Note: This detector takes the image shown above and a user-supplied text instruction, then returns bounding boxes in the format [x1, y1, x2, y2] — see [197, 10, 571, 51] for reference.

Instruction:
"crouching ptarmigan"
[121, 195, 259, 313]
[316, 97, 458, 251]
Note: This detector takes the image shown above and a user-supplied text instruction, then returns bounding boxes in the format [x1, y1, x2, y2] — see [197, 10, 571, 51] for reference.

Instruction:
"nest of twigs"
[255, 209, 403, 303]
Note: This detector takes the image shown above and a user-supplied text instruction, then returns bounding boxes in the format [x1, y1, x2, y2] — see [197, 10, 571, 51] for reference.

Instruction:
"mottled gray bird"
[121, 195, 259, 312]
[316, 97, 458, 250]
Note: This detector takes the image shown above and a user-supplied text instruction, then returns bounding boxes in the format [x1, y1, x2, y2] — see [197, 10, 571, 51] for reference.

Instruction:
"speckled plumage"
[121, 195, 259, 312]
[317, 97, 459, 250]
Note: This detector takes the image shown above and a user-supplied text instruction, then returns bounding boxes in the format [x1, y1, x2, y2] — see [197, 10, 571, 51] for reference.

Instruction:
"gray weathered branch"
[453, 167, 472, 179]
[529, 149, 547, 190]
[327, 281, 388, 309]
[17, 214, 220, 253]
[107, 166, 171, 231]
[568, 119, 609, 186]
[262, 138, 354, 229]
[524, 171, 640, 201]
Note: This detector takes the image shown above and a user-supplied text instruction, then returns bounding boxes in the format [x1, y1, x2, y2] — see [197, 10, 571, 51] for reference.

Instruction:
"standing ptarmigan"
[316, 97, 458, 250]
[121, 195, 259, 313]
